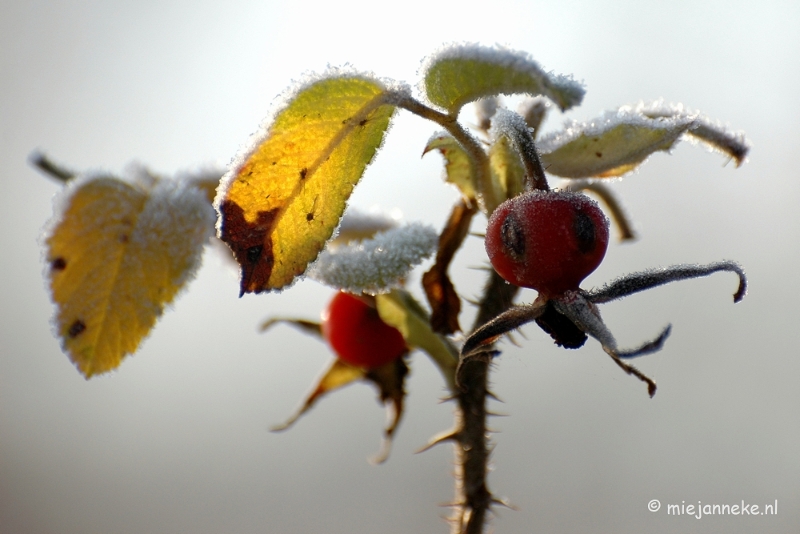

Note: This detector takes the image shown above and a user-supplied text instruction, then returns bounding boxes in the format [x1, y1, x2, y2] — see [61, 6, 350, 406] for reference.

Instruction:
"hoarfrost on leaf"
[633, 100, 750, 165]
[308, 222, 438, 294]
[538, 109, 698, 178]
[329, 207, 400, 246]
[43, 171, 215, 377]
[420, 43, 585, 114]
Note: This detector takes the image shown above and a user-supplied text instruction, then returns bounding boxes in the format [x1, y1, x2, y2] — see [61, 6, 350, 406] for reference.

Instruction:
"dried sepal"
[364, 358, 410, 464]
[552, 293, 664, 396]
[258, 317, 323, 339]
[271, 354, 410, 464]
[586, 261, 747, 304]
[271, 358, 366, 432]
[422, 200, 477, 334]
[461, 299, 547, 359]
[463, 260, 746, 397]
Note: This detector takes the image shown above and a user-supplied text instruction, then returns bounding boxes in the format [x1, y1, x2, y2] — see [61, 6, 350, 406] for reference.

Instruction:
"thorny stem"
[450, 271, 518, 534]
[391, 93, 500, 213]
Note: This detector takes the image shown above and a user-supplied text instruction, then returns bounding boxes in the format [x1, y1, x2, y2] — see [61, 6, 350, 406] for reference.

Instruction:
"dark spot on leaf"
[299, 168, 307, 180]
[535, 302, 586, 349]
[595, 152, 602, 158]
[271, 161, 277, 166]
[218, 200, 279, 296]
[68, 319, 86, 339]
[359, 118, 368, 127]
[500, 213, 525, 260]
[51, 257, 67, 271]
[306, 196, 318, 223]
[119, 234, 129, 243]
[573, 210, 596, 254]
[246, 245, 263, 264]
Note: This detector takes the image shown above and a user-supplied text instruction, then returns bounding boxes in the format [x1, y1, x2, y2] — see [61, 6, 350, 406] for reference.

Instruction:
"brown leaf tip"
[218, 200, 279, 296]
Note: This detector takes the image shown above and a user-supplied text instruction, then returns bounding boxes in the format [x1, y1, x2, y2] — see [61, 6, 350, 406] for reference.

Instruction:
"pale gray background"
[1, 0, 798, 532]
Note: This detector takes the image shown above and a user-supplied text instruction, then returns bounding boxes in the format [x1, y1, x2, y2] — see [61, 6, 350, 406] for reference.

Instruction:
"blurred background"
[1, 0, 798, 532]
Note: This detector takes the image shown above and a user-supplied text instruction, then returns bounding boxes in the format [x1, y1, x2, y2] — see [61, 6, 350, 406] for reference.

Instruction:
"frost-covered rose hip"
[322, 291, 407, 368]
[485, 191, 610, 296]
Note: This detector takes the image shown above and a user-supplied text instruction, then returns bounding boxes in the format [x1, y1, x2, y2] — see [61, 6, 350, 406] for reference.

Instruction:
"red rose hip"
[485, 191, 610, 296]
[322, 291, 408, 368]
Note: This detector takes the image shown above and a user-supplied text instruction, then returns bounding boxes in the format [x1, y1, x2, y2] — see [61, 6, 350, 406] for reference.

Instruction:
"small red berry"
[322, 291, 407, 368]
[485, 190, 610, 296]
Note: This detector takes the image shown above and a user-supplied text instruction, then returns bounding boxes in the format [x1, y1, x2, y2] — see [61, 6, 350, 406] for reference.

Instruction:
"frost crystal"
[631, 100, 750, 165]
[308, 223, 438, 295]
[136, 179, 216, 286]
[537, 108, 696, 154]
[330, 207, 400, 246]
[419, 43, 585, 112]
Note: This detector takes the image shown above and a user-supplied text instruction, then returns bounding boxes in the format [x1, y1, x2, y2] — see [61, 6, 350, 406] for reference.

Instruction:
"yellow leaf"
[45, 175, 214, 378]
[216, 75, 396, 295]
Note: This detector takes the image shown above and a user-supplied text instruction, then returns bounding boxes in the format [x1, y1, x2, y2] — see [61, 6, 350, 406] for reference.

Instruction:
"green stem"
[390, 93, 500, 213]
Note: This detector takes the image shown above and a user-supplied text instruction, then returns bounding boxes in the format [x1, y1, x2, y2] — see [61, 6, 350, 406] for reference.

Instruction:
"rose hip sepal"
[260, 290, 412, 463]
[461, 261, 747, 397]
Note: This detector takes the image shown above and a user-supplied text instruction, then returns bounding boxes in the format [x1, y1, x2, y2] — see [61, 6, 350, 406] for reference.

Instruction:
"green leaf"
[489, 133, 526, 200]
[539, 113, 696, 178]
[216, 73, 396, 294]
[375, 289, 458, 389]
[637, 101, 750, 166]
[423, 132, 477, 203]
[421, 44, 584, 114]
